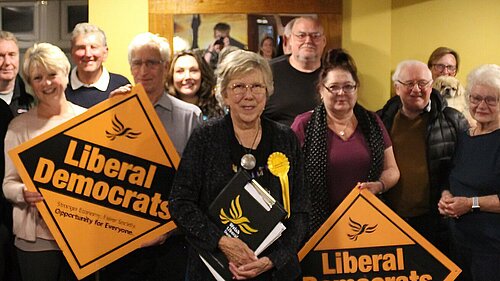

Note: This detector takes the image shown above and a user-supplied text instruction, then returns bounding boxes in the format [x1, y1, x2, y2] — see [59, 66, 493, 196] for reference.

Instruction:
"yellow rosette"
[267, 152, 291, 218]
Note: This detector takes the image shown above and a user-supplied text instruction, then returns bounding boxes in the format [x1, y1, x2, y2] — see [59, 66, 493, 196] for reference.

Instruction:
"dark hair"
[317, 48, 359, 94]
[214, 38, 225, 47]
[214, 22, 230, 32]
[258, 36, 276, 58]
[167, 50, 223, 119]
[427, 47, 460, 73]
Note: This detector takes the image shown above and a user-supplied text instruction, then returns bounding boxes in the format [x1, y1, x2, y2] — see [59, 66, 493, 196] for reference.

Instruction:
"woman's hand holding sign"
[23, 188, 43, 207]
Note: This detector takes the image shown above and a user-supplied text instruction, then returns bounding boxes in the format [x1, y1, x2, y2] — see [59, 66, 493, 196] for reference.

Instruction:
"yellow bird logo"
[347, 217, 377, 241]
[105, 114, 141, 141]
[219, 195, 258, 235]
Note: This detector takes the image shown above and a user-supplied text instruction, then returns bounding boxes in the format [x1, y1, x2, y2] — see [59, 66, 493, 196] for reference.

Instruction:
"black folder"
[191, 169, 287, 280]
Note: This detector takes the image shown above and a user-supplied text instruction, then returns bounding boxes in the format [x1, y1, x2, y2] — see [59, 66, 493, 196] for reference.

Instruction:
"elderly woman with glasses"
[438, 64, 500, 281]
[291, 49, 399, 238]
[169, 50, 308, 280]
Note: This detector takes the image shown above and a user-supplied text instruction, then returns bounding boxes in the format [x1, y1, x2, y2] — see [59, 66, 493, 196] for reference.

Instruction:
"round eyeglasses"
[469, 94, 499, 107]
[230, 83, 267, 100]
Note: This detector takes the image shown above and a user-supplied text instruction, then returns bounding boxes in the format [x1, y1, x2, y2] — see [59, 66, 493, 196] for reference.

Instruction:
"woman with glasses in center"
[291, 49, 400, 238]
[169, 50, 308, 280]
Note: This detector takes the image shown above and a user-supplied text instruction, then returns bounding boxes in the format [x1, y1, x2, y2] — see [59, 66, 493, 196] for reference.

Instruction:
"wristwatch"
[471, 196, 480, 212]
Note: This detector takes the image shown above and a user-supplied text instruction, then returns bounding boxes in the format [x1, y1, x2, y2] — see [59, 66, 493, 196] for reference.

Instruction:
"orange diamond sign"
[8, 85, 179, 280]
[299, 186, 461, 281]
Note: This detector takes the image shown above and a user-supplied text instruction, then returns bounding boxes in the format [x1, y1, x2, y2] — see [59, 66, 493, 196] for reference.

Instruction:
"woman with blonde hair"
[3, 43, 85, 281]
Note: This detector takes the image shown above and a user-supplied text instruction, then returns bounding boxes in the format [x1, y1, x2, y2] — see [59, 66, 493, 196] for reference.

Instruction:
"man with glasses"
[427, 46, 459, 80]
[377, 60, 468, 255]
[66, 23, 129, 108]
[102, 32, 202, 281]
[264, 16, 326, 126]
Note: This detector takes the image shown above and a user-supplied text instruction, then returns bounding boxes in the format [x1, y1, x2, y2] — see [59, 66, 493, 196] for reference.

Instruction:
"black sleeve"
[168, 126, 224, 252]
[1, 100, 14, 225]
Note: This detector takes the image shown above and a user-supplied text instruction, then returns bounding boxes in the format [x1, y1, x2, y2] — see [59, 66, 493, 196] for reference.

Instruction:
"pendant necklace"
[236, 123, 261, 170]
[338, 119, 350, 137]
[338, 122, 348, 136]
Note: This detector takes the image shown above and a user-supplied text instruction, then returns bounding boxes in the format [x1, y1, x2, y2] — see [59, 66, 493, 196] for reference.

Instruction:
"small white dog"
[432, 76, 475, 126]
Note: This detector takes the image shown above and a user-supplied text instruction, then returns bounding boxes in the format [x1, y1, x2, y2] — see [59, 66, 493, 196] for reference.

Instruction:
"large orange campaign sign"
[299, 186, 461, 281]
[8, 85, 179, 279]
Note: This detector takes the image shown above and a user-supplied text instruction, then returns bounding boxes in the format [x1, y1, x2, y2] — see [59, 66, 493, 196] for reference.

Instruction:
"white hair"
[127, 32, 171, 64]
[392, 60, 430, 84]
[466, 64, 500, 98]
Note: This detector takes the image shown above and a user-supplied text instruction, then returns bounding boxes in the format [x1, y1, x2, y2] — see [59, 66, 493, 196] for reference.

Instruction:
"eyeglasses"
[322, 84, 357, 95]
[432, 64, 457, 73]
[131, 59, 164, 70]
[230, 83, 267, 99]
[397, 80, 432, 90]
[292, 32, 324, 42]
[469, 94, 499, 106]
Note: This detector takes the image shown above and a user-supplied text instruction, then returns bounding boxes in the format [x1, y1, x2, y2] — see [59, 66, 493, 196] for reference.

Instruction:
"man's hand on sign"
[23, 188, 43, 206]
[109, 84, 132, 98]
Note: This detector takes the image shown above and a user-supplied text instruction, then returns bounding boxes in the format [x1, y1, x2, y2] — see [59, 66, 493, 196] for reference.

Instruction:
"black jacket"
[10, 75, 34, 116]
[0, 99, 14, 230]
[377, 89, 469, 212]
[169, 115, 309, 281]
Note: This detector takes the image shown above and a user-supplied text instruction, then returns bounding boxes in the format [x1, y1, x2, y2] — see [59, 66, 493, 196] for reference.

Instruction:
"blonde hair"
[22, 43, 70, 83]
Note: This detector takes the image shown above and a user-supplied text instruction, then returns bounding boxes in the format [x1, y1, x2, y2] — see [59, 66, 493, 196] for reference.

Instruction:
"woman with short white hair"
[438, 64, 500, 281]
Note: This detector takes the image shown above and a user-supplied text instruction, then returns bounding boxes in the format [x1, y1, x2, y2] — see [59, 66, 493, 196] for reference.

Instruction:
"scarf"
[304, 103, 385, 237]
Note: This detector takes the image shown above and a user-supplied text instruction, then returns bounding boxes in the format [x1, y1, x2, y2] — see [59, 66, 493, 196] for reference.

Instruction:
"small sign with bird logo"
[298, 185, 461, 281]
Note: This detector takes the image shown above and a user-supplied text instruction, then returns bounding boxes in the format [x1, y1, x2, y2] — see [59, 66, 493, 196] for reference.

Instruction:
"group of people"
[0, 15, 498, 281]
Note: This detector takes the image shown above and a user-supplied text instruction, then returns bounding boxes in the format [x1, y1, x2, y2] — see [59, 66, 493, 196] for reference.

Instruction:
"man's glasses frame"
[131, 59, 164, 70]
[397, 80, 432, 90]
[432, 64, 457, 73]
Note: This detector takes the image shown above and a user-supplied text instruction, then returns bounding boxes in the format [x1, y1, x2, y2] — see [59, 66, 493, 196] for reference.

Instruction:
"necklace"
[235, 123, 261, 170]
[328, 115, 352, 137]
[337, 118, 351, 137]
[338, 122, 349, 136]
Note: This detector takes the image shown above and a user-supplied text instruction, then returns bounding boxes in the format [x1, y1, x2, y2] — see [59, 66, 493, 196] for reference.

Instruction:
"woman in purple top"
[291, 49, 400, 237]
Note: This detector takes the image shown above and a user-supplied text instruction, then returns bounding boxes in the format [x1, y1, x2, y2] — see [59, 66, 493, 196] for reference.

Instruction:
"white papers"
[200, 255, 226, 281]
[255, 222, 286, 256]
[200, 181, 287, 280]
